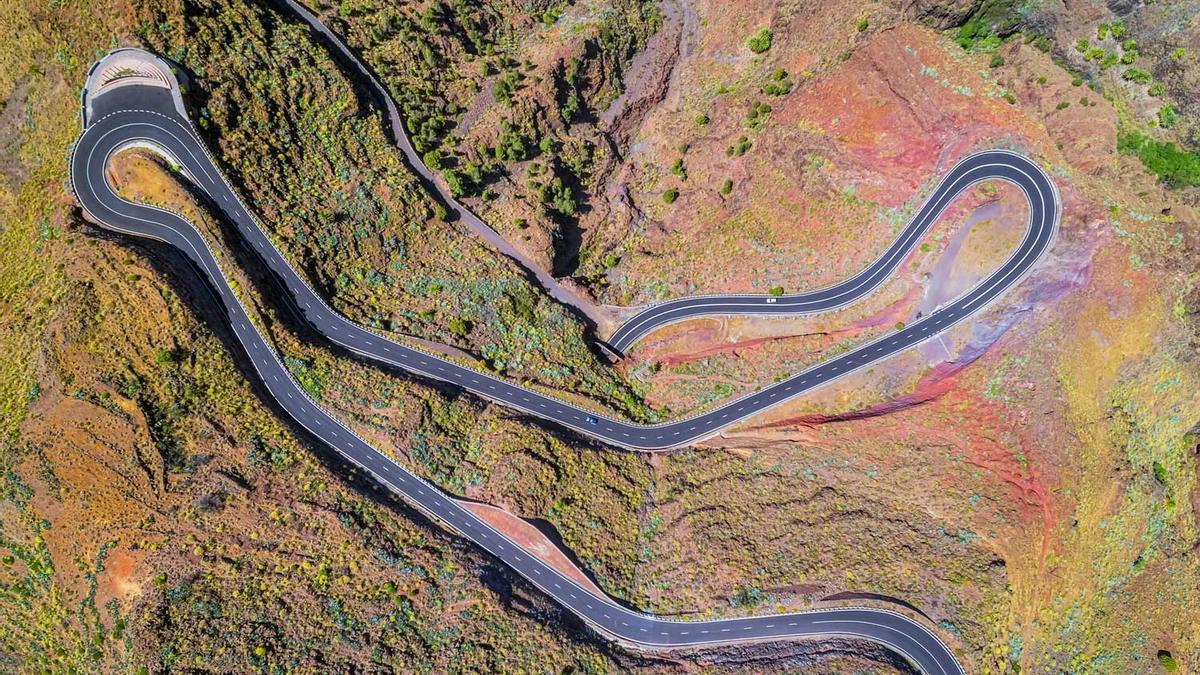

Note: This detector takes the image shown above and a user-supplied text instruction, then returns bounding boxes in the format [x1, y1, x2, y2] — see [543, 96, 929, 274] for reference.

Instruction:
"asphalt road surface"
[71, 48, 1058, 674]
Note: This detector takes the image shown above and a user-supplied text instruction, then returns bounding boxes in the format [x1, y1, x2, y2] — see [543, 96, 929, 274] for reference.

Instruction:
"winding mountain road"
[608, 153, 1056, 353]
[71, 47, 1059, 674]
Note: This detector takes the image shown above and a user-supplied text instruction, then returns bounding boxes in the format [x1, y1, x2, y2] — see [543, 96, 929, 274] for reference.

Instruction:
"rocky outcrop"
[903, 0, 981, 29]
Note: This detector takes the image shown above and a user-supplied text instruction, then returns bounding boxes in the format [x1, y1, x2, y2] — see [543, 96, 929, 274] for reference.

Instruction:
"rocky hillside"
[1, 0, 1197, 673]
[591, 0, 1200, 672]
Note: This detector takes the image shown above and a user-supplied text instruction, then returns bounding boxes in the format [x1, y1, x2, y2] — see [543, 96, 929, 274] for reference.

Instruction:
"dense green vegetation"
[1118, 132, 1200, 188]
[955, 0, 1022, 51]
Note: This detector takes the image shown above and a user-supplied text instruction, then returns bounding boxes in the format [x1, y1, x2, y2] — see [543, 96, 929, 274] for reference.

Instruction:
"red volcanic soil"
[459, 500, 605, 597]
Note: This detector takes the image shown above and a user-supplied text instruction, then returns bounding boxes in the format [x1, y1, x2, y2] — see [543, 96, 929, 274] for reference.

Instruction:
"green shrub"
[491, 71, 521, 105]
[662, 188, 679, 204]
[856, 15, 869, 32]
[1123, 68, 1151, 84]
[695, 113, 710, 125]
[1158, 650, 1179, 672]
[747, 27, 772, 54]
[767, 286, 784, 296]
[1074, 38, 1089, 53]
[730, 585, 764, 608]
[762, 78, 792, 96]
[1153, 460, 1169, 485]
[1158, 105, 1177, 128]
[670, 157, 687, 180]
[1056, 100, 1070, 110]
[745, 100, 772, 131]
[540, 176, 577, 215]
[494, 120, 530, 161]
[422, 149, 443, 171]
[729, 136, 752, 156]
[720, 178, 733, 195]
[989, 54, 1005, 68]
[443, 169, 466, 198]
